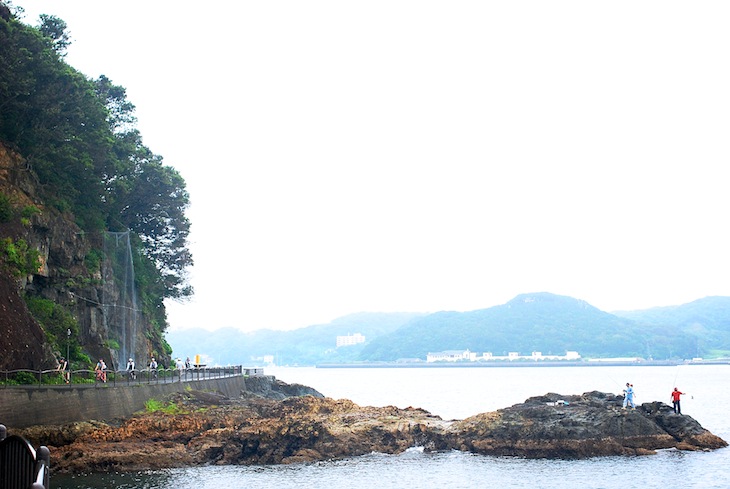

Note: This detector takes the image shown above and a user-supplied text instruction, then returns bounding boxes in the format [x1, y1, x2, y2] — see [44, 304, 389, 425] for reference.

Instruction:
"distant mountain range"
[165, 293, 730, 366]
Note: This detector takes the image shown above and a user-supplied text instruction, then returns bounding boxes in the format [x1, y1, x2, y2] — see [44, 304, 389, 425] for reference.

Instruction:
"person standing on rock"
[671, 387, 684, 415]
[623, 383, 635, 409]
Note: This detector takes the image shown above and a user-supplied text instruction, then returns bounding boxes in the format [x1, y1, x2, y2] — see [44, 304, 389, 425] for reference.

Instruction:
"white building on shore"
[426, 349, 581, 363]
[336, 333, 366, 347]
[426, 350, 478, 362]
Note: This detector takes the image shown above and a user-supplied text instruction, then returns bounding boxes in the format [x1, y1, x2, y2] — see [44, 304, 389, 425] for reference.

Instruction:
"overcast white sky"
[14, 1, 730, 332]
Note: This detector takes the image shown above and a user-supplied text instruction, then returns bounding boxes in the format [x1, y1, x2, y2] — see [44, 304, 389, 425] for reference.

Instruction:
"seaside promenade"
[0, 366, 265, 428]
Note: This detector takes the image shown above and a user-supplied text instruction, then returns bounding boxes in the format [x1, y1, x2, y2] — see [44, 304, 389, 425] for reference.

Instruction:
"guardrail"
[0, 366, 265, 388]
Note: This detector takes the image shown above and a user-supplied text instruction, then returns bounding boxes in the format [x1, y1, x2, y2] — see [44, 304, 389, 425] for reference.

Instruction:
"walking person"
[671, 387, 684, 415]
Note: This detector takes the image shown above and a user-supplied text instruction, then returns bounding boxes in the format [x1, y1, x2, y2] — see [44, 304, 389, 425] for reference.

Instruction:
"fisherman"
[671, 387, 684, 415]
[623, 383, 635, 409]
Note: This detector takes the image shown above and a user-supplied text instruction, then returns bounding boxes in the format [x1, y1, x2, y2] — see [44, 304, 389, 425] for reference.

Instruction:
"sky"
[12, 1, 730, 332]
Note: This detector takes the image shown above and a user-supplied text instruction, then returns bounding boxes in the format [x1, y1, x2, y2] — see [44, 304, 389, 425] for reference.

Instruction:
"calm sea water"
[53, 365, 730, 489]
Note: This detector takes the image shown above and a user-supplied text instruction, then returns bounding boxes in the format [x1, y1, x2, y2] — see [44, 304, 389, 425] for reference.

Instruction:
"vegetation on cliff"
[0, 3, 192, 369]
[0, 5, 192, 300]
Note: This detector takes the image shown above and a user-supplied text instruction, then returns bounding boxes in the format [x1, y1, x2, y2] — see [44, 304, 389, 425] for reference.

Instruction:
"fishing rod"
[671, 364, 694, 401]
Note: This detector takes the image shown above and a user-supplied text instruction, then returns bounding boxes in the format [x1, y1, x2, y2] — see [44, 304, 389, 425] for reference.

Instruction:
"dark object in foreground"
[0, 424, 50, 488]
[17, 389, 729, 473]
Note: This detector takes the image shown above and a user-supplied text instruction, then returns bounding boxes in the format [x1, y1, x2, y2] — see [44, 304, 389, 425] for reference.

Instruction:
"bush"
[13, 371, 39, 385]
[84, 248, 103, 273]
[24, 295, 80, 360]
[1, 238, 41, 276]
[21, 205, 41, 219]
[144, 398, 184, 414]
[144, 398, 164, 412]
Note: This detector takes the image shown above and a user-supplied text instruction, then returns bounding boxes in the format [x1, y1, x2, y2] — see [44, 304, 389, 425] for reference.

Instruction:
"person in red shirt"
[671, 387, 684, 415]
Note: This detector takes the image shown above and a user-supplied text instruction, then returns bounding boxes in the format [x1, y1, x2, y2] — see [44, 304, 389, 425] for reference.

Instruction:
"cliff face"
[0, 142, 170, 370]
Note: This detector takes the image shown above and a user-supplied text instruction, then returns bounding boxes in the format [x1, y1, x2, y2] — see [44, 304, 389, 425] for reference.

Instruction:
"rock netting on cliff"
[14, 385, 726, 473]
[0, 142, 172, 370]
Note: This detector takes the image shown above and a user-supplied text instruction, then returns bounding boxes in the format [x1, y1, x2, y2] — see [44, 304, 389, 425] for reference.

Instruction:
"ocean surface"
[53, 364, 730, 489]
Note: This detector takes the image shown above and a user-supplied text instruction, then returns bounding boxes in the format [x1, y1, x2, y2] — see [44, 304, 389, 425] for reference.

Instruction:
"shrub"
[21, 205, 41, 219]
[145, 398, 164, 412]
[144, 398, 184, 414]
[84, 248, 103, 273]
[13, 371, 38, 385]
[24, 295, 80, 360]
[1, 238, 41, 276]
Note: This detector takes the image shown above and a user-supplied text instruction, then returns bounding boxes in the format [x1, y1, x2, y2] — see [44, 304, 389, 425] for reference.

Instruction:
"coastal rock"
[448, 391, 727, 458]
[23, 389, 726, 473]
[47, 393, 447, 472]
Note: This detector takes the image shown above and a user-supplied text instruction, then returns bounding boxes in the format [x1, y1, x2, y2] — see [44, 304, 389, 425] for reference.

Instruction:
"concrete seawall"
[0, 376, 251, 429]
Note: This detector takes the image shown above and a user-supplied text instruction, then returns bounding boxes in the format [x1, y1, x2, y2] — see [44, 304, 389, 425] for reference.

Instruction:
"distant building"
[437, 350, 582, 362]
[427, 349, 477, 362]
[487, 351, 581, 361]
[336, 333, 366, 347]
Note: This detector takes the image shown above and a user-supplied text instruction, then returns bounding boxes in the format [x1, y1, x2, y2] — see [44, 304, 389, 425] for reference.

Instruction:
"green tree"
[122, 159, 193, 299]
[38, 14, 70, 56]
[0, 7, 194, 336]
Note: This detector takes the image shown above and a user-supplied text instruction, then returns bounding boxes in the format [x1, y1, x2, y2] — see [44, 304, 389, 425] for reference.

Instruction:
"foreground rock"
[18, 389, 726, 473]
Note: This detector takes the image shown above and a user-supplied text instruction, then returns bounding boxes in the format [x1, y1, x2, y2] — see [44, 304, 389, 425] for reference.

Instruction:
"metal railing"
[0, 424, 49, 489]
[0, 366, 265, 389]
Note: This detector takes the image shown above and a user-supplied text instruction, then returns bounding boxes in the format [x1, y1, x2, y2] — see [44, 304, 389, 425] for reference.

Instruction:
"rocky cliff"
[0, 142, 171, 371]
[16, 387, 726, 473]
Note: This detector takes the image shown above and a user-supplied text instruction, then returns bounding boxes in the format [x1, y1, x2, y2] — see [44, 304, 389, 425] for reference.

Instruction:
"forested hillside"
[359, 293, 700, 361]
[612, 296, 730, 358]
[0, 4, 192, 370]
[166, 312, 424, 365]
[166, 293, 728, 366]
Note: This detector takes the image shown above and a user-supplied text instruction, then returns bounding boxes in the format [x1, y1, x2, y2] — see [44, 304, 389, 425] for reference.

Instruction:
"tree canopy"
[0, 5, 193, 301]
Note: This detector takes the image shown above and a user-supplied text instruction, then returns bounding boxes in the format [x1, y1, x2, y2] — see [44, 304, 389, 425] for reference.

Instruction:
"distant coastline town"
[425, 350, 582, 363]
[330, 333, 720, 367]
[334, 332, 587, 363]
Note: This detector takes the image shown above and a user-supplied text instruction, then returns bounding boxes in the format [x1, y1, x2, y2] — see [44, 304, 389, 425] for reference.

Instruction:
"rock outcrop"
[448, 391, 726, 457]
[16, 388, 726, 473]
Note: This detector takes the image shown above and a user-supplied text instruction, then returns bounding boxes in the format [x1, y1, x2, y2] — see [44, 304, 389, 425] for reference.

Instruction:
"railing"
[0, 424, 49, 489]
[0, 366, 265, 389]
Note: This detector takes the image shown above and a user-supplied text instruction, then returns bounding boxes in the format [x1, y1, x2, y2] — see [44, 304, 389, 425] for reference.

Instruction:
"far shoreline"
[314, 359, 730, 369]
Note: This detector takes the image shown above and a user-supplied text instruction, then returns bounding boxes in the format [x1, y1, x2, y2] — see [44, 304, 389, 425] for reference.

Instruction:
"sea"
[52, 364, 730, 489]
